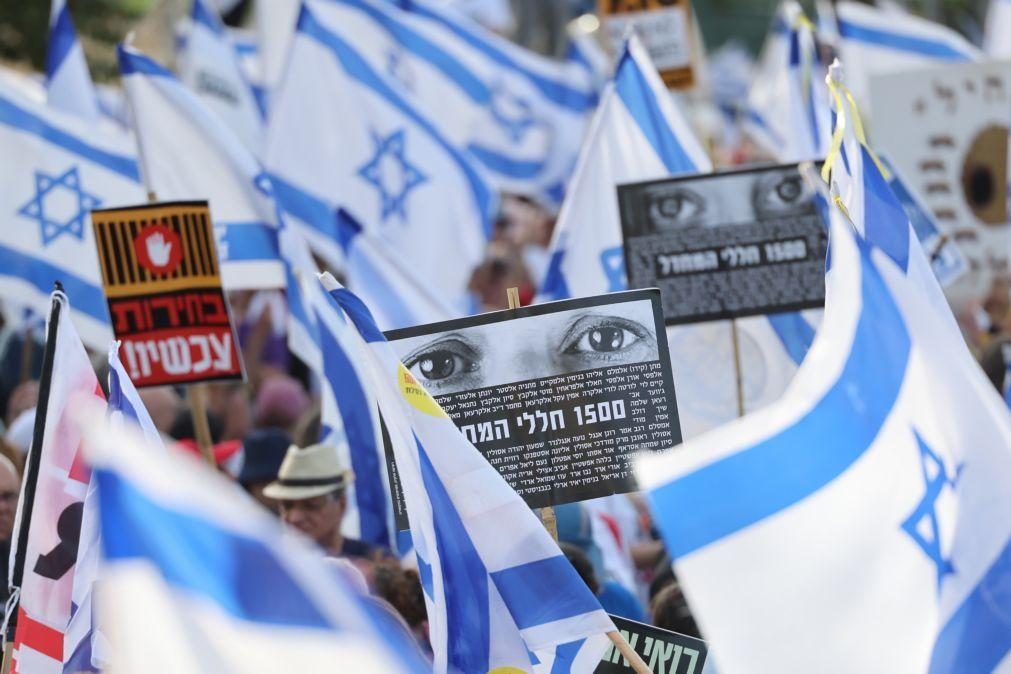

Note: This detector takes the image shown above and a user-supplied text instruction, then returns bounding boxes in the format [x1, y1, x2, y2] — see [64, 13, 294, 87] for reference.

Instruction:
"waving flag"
[835, 1, 981, 104]
[637, 189, 1011, 673]
[265, 1, 495, 311]
[7, 290, 105, 674]
[80, 404, 428, 674]
[304, 0, 596, 206]
[118, 45, 284, 291]
[177, 0, 265, 154]
[46, 0, 100, 122]
[0, 82, 144, 349]
[539, 34, 710, 302]
[319, 273, 614, 674]
[985, 0, 1011, 58]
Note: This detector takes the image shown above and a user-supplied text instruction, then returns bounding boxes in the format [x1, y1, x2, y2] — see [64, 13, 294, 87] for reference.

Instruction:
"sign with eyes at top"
[383, 289, 680, 520]
[617, 164, 829, 325]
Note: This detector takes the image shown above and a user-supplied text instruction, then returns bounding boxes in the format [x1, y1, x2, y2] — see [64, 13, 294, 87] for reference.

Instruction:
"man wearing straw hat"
[264, 443, 382, 561]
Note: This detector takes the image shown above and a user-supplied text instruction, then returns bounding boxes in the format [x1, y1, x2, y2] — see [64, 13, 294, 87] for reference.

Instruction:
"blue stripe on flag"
[317, 320, 390, 546]
[551, 639, 587, 674]
[415, 434, 491, 673]
[0, 94, 140, 182]
[117, 45, 175, 79]
[298, 6, 495, 239]
[466, 144, 546, 179]
[929, 537, 1011, 673]
[613, 51, 698, 176]
[108, 365, 141, 422]
[401, 2, 597, 111]
[218, 222, 280, 262]
[270, 175, 339, 239]
[327, 286, 387, 344]
[766, 312, 816, 366]
[648, 238, 912, 558]
[96, 469, 333, 629]
[838, 19, 974, 60]
[0, 244, 109, 324]
[46, 5, 78, 79]
[859, 146, 910, 272]
[191, 0, 225, 36]
[491, 555, 603, 630]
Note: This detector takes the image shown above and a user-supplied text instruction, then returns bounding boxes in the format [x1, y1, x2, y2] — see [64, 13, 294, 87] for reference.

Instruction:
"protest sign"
[384, 289, 680, 521]
[868, 61, 1011, 304]
[90, 201, 243, 387]
[597, 615, 707, 674]
[618, 164, 828, 325]
[597, 0, 695, 88]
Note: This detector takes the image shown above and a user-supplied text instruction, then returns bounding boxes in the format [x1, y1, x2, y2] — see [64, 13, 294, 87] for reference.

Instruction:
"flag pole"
[606, 630, 652, 674]
[729, 318, 745, 418]
[3, 285, 64, 669]
[504, 287, 560, 540]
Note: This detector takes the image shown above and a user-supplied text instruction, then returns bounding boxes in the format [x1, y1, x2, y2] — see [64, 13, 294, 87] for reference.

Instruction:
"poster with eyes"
[617, 164, 828, 325]
[868, 61, 1011, 312]
[384, 289, 680, 516]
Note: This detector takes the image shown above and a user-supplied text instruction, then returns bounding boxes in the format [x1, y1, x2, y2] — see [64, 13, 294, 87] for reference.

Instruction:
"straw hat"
[262, 443, 353, 501]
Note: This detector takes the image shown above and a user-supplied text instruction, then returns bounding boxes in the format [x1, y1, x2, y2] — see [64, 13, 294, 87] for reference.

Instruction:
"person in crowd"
[372, 560, 431, 655]
[650, 580, 701, 639]
[208, 382, 253, 442]
[254, 375, 311, 436]
[237, 428, 292, 514]
[5, 380, 37, 429]
[137, 386, 183, 437]
[264, 443, 386, 561]
[0, 454, 20, 608]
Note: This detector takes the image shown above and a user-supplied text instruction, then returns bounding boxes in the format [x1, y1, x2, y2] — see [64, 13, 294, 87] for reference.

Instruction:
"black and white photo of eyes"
[392, 300, 660, 395]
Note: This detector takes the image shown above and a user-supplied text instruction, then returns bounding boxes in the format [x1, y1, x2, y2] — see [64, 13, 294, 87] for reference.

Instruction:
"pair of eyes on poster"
[392, 301, 660, 395]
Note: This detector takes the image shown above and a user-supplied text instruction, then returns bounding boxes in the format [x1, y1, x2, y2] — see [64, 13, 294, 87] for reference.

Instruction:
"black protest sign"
[598, 616, 708, 674]
[384, 290, 680, 524]
[618, 164, 828, 325]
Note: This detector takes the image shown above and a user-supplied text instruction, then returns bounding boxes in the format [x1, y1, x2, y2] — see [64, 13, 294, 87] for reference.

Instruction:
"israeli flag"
[304, 0, 597, 206]
[835, 1, 981, 104]
[46, 0, 100, 122]
[539, 34, 711, 302]
[0, 83, 144, 349]
[318, 273, 615, 674]
[118, 45, 284, 290]
[177, 0, 265, 154]
[637, 188, 1011, 673]
[985, 0, 1011, 58]
[745, 1, 832, 163]
[80, 409, 429, 673]
[265, 1, 495, 311]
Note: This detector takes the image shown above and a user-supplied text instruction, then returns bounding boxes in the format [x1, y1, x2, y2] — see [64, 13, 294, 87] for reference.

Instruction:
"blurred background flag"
[81, 401, 429, 674]
[176, 0, 265, 155]
[118, 44, 284, 291]
[0, 82, 144, 349]
[637, 193, 1011, 673]
[984, 0, 1011, 58]
[319, 273, 616, 674]
[45, 0, 100, 123]
[265, 1, 495, 313]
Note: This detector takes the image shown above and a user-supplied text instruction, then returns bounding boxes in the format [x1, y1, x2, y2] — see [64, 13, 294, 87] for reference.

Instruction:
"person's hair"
[372, 561, 427, 628]
[0, 440, 23, 476]
[558, 542, 598, 595]
[169, 409, 224, 443]
[650, 582, 701, 638]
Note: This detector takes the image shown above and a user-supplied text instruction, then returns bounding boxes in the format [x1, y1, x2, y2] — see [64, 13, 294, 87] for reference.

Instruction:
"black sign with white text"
[597, 616, 708, 674]
[618, 164, 827, 325]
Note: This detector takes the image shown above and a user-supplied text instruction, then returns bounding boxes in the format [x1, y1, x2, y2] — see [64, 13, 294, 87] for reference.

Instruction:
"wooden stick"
[607, 630, 652, 674]
[729, 318, 745, 418]
[540, 506, 558, 541]
[1, 640, 13, 674]
[506, 286, 521, 310]
[187, 383, 216, 467]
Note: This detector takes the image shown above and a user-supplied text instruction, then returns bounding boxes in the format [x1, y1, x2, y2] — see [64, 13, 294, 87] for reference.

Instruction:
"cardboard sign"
[598, 0, 695, 89]
[91, 201, 243, 387]
[597, 615, 708, 674]
[868, 61, 1011, 305]
[384, 290, 680, 522]
[618, 164, 828, 325]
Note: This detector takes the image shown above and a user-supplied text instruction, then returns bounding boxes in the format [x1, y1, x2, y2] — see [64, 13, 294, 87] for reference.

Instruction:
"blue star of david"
[356, 129, 427, 223]
[18, 166, 102, 246]
[901, 431, 963, 590]
[489, 84, 538, 143]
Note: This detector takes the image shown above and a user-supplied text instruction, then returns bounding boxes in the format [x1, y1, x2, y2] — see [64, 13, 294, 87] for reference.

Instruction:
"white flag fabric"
[304, 0, 596, 206]
[0, 82, 145, 349]
[265, 1, 495, 311]
[118, 45, 284, 291]
[319, 274, 615, 674]
[7, 291, 105, 674]
[834, 1, 981, 105]
[177, 0, 265, 155]
[985, 0, 1011, 58]
[637, 190, 1011, 673]
[79, 406, 428, 674]
[46, 0, 100, 122]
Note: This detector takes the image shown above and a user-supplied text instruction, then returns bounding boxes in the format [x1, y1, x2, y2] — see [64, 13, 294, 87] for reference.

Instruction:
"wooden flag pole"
[607, 630, 652, 674]
[729, 318, 745, 418]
